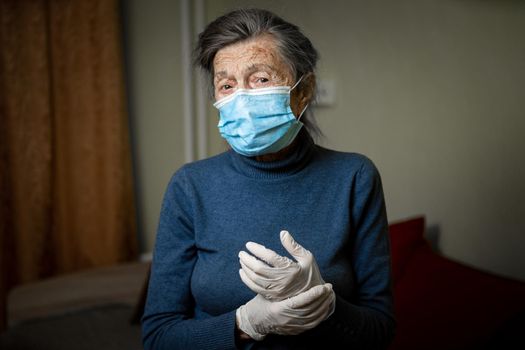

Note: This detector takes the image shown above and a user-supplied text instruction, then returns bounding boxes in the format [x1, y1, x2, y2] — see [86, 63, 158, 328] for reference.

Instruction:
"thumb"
[280, 230, 309, 262]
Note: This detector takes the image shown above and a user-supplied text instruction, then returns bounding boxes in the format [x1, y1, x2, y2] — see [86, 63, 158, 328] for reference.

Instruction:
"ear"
[291, 72, 316, 118]
[298, 72, 316, 106]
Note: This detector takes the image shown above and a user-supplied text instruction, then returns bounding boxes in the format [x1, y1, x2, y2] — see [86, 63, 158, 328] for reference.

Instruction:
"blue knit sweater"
[142, 132, 395, 349]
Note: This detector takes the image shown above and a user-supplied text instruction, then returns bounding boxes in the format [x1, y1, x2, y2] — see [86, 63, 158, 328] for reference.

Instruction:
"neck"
[254, 134, 301, 162]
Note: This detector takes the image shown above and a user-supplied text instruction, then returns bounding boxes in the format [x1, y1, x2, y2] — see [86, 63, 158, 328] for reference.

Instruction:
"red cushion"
[388, 216, 426, 285]
[390, 244, 525, 350]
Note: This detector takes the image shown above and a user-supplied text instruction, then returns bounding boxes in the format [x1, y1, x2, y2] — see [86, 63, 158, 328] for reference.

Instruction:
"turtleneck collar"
[228, 130, 315, 180]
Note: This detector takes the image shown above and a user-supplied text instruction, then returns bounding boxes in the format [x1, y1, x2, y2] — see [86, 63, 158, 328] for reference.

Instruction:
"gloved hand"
[239, 230, 325, 301]
[236, 283, 335, 341]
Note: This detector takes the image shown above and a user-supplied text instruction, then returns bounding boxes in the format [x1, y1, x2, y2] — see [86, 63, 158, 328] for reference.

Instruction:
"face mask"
[213, 77, 308, 157]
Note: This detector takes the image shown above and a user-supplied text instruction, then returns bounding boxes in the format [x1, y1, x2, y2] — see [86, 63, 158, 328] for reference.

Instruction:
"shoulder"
[166, 151, 231, 192]
[173, 151, 230, 178]
[160, 152, 231, 209]
[313, 145, 380, 178]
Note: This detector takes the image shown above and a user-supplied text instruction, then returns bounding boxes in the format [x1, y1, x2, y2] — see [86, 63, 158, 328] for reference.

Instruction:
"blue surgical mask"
[213, 77, 308, 157]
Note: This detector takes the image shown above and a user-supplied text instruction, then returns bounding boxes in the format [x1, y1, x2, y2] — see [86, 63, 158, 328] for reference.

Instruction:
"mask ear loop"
[291, 75, 308, 120]
[290, 74, 309, 120]
[297, 104, 309, 121]
[290, 75, 305, 91]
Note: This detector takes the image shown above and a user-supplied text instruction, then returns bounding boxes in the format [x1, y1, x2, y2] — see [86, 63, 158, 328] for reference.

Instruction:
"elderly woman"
[142, 8, 395, 350]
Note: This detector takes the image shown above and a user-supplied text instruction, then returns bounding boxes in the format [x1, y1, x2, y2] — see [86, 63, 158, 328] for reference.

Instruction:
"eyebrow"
[245, 63, 276, 75]
[214, 71, 228, 80]
[214, 63, 277, 80]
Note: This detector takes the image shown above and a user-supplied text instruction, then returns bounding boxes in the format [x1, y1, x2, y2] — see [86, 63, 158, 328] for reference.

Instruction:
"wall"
[122, 0, 186, 255]
[124, 0, 525, 281]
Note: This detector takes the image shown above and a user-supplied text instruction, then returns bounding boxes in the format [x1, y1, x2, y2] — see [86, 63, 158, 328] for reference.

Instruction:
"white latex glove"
[236, 283, 335, 341]
[239, 230, 325, 301]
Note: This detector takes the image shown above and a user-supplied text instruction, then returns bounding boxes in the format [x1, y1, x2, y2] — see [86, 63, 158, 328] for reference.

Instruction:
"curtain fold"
[0, 0, 138, 331]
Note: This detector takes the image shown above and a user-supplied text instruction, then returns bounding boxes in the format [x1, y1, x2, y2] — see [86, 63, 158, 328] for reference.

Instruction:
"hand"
[236, 283, 335, 340]
[239, 230, 325, 301]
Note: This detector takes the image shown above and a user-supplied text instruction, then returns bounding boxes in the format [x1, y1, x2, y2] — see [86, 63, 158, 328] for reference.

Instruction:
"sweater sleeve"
[309, 157, 396, 349]
[141, 170, 237, 350]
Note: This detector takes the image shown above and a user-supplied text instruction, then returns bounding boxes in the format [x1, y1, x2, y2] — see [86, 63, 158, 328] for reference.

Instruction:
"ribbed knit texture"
[142, 131, 396, 349]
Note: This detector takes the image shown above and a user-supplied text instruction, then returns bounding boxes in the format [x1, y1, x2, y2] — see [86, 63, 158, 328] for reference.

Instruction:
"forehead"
[213, 35, 292, 77]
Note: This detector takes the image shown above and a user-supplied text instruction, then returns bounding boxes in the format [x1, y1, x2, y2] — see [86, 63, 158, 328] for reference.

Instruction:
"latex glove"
[239, 230, 324, 301]
[236, 283, 335, 341]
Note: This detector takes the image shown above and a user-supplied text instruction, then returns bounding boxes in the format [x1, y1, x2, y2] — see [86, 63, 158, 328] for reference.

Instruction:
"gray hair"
[194, 8, 321, 137]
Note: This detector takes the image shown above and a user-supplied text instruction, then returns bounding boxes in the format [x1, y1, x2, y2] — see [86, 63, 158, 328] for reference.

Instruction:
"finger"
[239, 260, 273, 289]
[238, 269, 269, 296]
[324, 292, 336, 320]
[238, 251, 274, 278]
[285, 283, 332, 309]
[293, 300, 332, 331]
[246, 241, 293, 268]
[307, 288, 335, 319]
[278, 292, 334, 334]
[294, 300, 332, 330]
[288, 285, 334, 321]
[280, 230, 310, 262]
[275, 286, 335, 334]
[294, 284, 333, 312]
[310, 293, 335, 325]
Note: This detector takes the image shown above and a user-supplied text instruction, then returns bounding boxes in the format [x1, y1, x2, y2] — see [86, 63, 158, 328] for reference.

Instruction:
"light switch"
[315, 79, 336, 107]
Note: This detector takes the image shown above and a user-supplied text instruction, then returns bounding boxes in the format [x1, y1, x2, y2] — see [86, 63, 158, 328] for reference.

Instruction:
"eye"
[221, 84, 232, 91]
[251, 76, 271, 88]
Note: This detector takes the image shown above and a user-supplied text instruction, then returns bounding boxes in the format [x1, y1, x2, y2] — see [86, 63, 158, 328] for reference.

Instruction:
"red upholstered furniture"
[388, 216, 525, 350]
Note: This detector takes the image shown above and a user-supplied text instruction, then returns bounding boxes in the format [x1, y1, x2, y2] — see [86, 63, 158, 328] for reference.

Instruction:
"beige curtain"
[0, 0, 138, 331]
